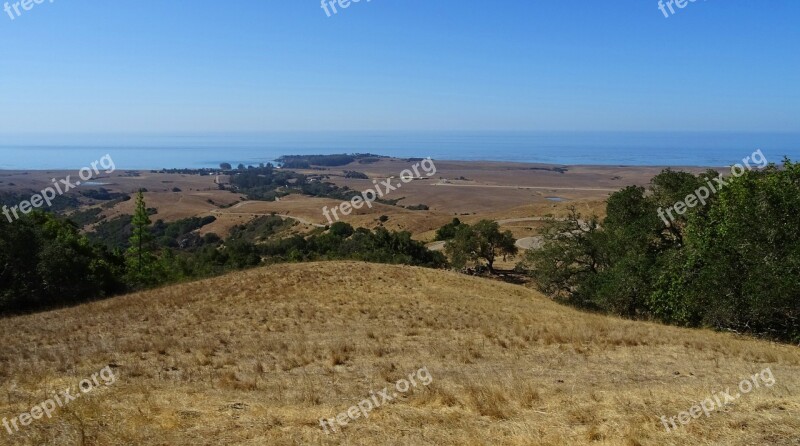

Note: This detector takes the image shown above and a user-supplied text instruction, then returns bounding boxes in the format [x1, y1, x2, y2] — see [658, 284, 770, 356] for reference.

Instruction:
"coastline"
[1, 131, 798, 170]
[0, 158, 741, 172]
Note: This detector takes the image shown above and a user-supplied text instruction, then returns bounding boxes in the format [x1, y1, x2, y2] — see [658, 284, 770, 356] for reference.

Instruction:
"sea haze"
[0, 132, 798, 170]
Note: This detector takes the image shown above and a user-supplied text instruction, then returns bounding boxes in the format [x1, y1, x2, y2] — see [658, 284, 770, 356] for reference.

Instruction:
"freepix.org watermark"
[657, 149, 767, 227]
[657, 0, 703, 19]
[660, 367, 775, 433]
[319, 366, 433, 434]
[2, 365, 117, 436]
[321, 0, 370, 17]
[4, 0, 54, 21]
[2, 154, 115, 223]
[322, 158, 436, 225]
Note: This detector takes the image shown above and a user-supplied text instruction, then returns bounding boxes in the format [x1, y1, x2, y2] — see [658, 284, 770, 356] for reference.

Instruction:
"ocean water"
[0, 132, 798, 170]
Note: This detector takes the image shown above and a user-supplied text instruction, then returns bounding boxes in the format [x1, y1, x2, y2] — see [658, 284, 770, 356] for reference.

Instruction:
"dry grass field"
[2, 159, 699, 240]
[1, 262, 798, 445]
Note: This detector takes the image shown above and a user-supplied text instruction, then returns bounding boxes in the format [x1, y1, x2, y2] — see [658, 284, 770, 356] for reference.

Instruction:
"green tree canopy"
[521, 160, 800, 342]
[445, 220, 517, 273]
[0, 212, 124, 313]
[435, 218, 462, 241]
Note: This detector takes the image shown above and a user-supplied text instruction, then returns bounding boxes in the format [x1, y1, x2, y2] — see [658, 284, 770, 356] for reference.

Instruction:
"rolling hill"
[0, 262, 798, 445]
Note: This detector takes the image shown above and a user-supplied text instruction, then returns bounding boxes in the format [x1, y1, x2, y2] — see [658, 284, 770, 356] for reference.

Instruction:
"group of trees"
[522, 160, 800, 343]
[258, 222, 447, 267]
[275, 154, 386, 168]
[118, 214, 449, 286]
[435, 218, 463, 241]
[343, 170, 370, 179]
[0, 192, 449, 314]
[221, 159, 429, 212]
[228, 164, 300, 200]
[0, 191, 222, 313]
[0, 212, 125, 313]
[226, 163, 404, 208]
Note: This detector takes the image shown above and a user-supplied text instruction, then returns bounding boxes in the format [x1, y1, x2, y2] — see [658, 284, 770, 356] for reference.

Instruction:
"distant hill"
[1, 262, 797, 445]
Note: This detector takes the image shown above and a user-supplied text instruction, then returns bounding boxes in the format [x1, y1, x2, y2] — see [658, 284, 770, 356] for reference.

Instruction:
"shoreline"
[0, 157, 733, 172]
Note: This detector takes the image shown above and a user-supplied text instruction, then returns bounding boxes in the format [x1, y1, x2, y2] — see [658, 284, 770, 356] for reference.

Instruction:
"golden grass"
[0, 262, 798, 445]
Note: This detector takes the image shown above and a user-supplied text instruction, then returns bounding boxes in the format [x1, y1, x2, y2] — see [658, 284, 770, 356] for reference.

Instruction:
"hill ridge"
[1, 261, 798, 445]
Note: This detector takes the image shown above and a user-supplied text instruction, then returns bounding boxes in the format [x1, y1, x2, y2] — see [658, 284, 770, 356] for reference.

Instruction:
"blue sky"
[0, 0, 798, 133]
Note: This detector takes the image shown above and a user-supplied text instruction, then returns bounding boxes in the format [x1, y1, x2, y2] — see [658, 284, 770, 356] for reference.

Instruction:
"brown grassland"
[1, 262, 798, 445]
[0, 160, 703, 240]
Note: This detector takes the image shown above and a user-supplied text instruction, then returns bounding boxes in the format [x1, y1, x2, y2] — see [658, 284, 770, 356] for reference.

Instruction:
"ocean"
[0, 132, 798, 170]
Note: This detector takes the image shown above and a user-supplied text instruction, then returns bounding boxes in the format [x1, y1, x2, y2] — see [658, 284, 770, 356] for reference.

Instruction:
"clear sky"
[0, 0, 798, 133]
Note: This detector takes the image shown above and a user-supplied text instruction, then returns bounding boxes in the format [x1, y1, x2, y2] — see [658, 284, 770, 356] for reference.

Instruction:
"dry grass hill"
[0, 262, 798, 445]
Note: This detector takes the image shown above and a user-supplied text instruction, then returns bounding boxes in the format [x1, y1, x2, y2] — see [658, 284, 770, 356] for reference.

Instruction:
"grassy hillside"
[0, 262, 798, 445]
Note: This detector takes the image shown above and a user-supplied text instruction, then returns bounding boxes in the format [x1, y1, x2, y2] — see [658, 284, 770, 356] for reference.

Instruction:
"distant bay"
[0, 132, 798, 170]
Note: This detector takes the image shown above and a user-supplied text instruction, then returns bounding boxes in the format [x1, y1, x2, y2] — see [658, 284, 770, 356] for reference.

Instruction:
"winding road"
[210, 201, 327, 228]
[433, 183, 619, 192]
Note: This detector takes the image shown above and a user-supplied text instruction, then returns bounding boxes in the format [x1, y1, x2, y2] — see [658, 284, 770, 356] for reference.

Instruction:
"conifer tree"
[126, 191, 156, 286]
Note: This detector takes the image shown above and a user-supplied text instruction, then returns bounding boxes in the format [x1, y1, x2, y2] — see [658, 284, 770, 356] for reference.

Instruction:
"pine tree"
[126, 191, 156, 286]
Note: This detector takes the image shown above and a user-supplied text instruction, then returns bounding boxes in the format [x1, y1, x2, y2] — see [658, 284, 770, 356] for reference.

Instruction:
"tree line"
[520, 159, 800, 343]
[0, 192, 447, 315]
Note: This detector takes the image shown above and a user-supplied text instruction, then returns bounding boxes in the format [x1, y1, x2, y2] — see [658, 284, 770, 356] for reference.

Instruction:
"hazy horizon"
[1, 131, 799, 169]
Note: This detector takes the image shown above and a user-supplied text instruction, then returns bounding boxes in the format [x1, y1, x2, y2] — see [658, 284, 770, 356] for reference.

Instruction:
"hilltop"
[0, 262, 798, 445]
